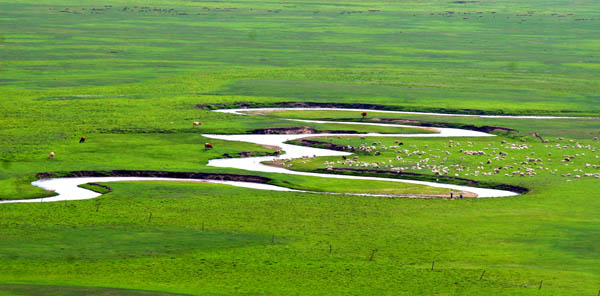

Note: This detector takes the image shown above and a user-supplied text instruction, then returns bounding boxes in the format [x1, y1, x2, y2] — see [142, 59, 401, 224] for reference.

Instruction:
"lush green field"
[1, 0, 599, 295]
[1, 0, 599, 114]
[1, 181, 599, 295]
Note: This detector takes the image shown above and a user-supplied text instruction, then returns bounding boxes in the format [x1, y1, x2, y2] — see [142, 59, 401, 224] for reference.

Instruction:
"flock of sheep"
[281, 137, 600, 182]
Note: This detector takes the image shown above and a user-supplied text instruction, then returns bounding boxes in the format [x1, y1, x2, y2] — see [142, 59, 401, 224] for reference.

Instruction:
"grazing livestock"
[204, 143, 213, 149]
[79, 136, 86, 143]
[48, 152, 55, 158]
[193, 121, 202, 126]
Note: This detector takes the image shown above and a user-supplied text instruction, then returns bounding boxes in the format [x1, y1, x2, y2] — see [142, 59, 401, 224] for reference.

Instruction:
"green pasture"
[0, 0, 599, 294]
[0, 181, 599, 295]
[1, 0, 599, 114]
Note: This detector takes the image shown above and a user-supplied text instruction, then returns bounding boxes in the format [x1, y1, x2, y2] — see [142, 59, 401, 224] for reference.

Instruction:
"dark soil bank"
[251, 126, 358, 135]
[221, 151, 280, 158]
[316, 168, 530, 194]
[36, 170, 272, 184]
[197, 101, 489, 115]
[343, 118, 516, 134]
[196, 101, 585, 116]
[293, 139, 359, 152]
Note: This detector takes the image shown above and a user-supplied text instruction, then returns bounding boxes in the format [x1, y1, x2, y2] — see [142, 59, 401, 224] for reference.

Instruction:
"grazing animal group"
[50, 136, 86, 158]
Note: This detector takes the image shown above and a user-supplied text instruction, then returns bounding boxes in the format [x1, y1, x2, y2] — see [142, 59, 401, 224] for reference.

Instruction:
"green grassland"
[0, 181, 599, 295]
[1, 0, 599, 114]
[1, 0, 600, 294]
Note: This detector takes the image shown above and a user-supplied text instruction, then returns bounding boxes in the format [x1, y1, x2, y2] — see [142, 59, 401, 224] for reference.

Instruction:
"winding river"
[204, 109, 516, 198]
[2, 107, 544, 204]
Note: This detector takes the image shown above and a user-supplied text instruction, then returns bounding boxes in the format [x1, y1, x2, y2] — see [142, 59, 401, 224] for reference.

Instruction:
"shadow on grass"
[0, 226, 279, 261]
[0, 283, 198, 296]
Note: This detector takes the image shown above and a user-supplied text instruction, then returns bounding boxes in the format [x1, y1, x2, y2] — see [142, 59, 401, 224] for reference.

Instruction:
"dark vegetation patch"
[0, 226, 273, 261]
[36, 95, 133, 101]
[314, 168, 530, 194]
[36, 170, 272, 184]
[340, 9, 381, 15]
[513, 224, 600, 261]
[96, 127, 176, 134]
[452, 1, 480, 4]
[546, 225, 600, 259]
[78, 182, 112, 194]
[0, 283, 193, 296]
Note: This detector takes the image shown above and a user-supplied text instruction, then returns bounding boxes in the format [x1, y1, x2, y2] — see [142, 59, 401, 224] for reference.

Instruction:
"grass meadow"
[0, 0, 599, 295]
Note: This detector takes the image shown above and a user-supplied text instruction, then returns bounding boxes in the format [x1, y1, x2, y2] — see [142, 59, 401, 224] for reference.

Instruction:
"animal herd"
[280, 137, 600, 182]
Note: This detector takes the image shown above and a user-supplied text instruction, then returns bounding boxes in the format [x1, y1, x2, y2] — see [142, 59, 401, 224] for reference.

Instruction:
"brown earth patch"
[251, 126, 359, 135]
